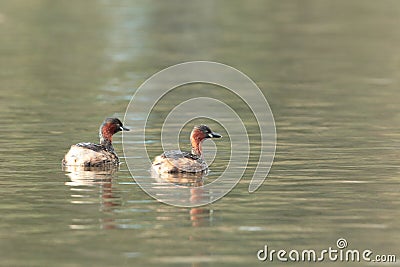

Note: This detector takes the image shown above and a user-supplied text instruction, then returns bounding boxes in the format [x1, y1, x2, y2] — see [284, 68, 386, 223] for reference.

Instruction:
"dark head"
[99, 117, 130, 145]
[190, 125, 222, 156]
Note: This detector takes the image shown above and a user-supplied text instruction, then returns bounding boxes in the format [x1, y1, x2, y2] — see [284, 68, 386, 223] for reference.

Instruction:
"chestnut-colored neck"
[190, 130, 205, 157]
[99, 123, 115, 151]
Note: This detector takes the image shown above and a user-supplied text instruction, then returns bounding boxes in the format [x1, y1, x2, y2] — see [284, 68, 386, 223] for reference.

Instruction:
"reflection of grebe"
[151, 169, 205, 186]
[62, 118, 129, 167]
[152, 125, 221, 173]
[151, 170, 211, 227]
[65, 166, 119, 230]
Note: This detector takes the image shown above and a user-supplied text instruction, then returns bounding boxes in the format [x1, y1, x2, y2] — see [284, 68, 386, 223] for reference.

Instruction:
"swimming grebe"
[62, 118, 129, 167]
[152, 125, 222, 173]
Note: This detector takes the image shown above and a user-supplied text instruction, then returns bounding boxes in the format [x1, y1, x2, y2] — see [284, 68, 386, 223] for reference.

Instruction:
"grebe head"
[190, 125, 222, 156]
[99, 117, 130, 146]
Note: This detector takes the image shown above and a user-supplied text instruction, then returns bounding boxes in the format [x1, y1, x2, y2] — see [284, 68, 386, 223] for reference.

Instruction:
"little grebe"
[152, 125, 222, 173]
[62, 118, 129, 167]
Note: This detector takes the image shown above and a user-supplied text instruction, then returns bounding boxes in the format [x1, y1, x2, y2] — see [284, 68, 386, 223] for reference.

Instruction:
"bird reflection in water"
[151, 170, 212, 227]
[63, 165, 120, 230]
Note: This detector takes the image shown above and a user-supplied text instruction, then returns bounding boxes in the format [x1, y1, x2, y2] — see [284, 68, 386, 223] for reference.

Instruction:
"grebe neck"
[99, 128, 114, 151]
[190, 132, 204, 157]
[191, 142, 203, 157]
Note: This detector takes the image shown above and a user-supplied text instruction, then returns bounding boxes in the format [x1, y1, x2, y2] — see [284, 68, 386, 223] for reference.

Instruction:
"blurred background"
[0, 1, 399, 266]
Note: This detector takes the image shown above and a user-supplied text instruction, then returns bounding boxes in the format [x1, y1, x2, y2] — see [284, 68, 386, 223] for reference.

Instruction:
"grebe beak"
[208, 132, 222, 138]
[120, 126, 130, 131]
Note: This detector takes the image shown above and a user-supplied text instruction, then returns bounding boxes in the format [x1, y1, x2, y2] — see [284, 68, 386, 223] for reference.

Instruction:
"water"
[1, 1, 400, 266]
